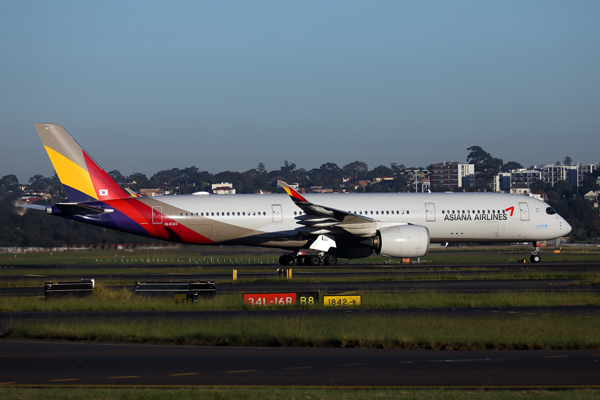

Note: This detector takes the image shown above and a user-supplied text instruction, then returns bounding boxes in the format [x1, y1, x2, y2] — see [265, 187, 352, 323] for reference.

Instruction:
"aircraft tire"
[324, 254, 337, 266]
[530, 254, 541, 263]
[298, 255, 307, 265]
[307, 255, 321, 266]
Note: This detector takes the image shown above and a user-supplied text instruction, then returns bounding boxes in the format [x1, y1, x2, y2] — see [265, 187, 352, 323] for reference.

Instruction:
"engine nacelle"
[374, 225, 430, 258]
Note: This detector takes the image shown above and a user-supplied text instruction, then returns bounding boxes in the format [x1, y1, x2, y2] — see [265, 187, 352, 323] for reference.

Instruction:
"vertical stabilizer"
[35, 123, 128, 203]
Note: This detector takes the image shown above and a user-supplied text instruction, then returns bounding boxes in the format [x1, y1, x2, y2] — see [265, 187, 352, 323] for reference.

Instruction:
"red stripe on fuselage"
[104, 198, 214, 245]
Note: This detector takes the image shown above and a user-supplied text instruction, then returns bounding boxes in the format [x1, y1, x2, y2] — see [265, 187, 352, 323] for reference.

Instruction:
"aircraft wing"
[278, 180, 382, 237]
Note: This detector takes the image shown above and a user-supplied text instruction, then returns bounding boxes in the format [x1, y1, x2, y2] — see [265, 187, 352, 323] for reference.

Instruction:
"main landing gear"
[278, 252, 338, 266]
[530, 242, 541, 263]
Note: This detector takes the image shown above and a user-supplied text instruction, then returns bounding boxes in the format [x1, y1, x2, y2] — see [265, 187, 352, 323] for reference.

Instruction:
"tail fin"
[35, 123, 128, 203]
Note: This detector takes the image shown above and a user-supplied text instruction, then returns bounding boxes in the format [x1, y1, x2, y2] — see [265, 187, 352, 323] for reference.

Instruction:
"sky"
[1, 1, 599, 183]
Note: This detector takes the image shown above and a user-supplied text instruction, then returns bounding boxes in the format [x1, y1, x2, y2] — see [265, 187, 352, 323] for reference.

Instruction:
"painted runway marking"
[226, 370, 257, 373]
[169, 373, 199, 376]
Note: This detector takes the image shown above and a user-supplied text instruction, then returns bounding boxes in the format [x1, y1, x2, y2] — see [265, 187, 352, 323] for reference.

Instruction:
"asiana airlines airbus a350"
[24, 123, 571, 265]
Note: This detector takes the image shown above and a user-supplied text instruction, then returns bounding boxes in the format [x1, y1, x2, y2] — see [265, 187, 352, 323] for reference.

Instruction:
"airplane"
[23, 123, 571, 265]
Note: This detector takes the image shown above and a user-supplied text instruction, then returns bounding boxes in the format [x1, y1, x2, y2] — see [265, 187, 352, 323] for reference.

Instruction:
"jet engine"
[374, 225, 430, 258]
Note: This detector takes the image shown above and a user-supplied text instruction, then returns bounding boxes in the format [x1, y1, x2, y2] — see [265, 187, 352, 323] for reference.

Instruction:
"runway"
[1, 339, 599, 388]
[2, 261, 600, 283]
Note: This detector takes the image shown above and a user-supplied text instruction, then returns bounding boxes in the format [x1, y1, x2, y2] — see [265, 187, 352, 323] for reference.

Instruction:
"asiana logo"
[444, 213, 508, 222]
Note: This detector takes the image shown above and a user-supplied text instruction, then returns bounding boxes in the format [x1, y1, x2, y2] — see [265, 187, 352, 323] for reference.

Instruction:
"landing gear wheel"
[324, 254, 338, 266]
[297, 255, 307, 265]
[530, 241, 541, 264]
[307, 254, 321, 266]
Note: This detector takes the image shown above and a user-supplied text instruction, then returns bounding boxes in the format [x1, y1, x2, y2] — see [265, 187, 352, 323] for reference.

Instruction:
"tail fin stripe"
[45, 145, 98, 201]
[83, 152, 129, 200]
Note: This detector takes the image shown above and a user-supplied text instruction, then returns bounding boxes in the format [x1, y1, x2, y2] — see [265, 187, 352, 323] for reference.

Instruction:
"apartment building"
[429, 162, 474, 189]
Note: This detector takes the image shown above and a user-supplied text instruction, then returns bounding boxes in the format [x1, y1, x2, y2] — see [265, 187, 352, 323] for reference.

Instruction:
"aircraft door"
[152, 206, 163, 224]
[519, 202, 530, 221]
[425, 203, 436, 222]
[272, 204, 283, 222]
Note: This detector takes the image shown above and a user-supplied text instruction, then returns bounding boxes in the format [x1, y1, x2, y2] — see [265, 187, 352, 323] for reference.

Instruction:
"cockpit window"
[546, 207, 557, 215]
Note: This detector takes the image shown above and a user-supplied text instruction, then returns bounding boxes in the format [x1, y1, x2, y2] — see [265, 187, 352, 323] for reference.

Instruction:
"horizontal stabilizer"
[55, 203, 114, 215]
[17, 204, 48, 211]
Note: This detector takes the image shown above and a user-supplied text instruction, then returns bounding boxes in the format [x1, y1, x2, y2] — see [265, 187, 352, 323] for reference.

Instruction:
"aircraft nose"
[562, 218, 572, 235]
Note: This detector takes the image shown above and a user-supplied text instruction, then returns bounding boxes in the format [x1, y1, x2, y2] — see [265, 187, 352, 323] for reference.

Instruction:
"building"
[20, 190, 52, 202]
[140, 188, 166, 197]
[511, 169, 542, 186]
[211, 182, 236, 194]
[509, 183, 531, 196]
[429, 162, 474, 189]
[584, 190, 599, 208]
[541, 164, 597, 187]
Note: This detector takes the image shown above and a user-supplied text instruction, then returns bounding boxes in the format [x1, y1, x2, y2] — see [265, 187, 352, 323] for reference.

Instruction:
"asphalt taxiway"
[1, 340, 599, 388]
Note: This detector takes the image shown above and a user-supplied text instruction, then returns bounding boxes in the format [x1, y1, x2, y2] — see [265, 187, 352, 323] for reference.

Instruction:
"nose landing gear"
[278, 252, 338, 266]
[530, 242, 541, 263]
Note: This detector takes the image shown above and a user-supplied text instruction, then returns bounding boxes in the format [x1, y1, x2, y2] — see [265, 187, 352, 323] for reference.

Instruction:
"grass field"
[2, 288, 600, 312]
[3, 312, 599, 350]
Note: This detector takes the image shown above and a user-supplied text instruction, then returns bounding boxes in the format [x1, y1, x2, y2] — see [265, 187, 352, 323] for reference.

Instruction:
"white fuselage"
[139, 192, 570, 246]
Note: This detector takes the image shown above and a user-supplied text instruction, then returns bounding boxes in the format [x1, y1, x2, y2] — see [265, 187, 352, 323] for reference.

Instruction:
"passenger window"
[407, 211, 410, 215]
[180, 213, 183, 216]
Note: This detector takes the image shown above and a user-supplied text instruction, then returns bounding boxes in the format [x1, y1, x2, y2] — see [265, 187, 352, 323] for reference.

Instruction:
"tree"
[108, 170, 125, 184]
[257, 163, 266, 175]
[343, 161, 368, 177]
[581, 175, 600, 195]
[390, 163, 405, 174]
[466, 146, 503, 190]
[368, 165, 395, 178]
[554, 180, 573, 199]
[466, 146, 492, 172]
[564, 156, 572, 166]
[28, 174, 51, 192]
[0, 174, 20, 196]
[501, 161, 523, 172]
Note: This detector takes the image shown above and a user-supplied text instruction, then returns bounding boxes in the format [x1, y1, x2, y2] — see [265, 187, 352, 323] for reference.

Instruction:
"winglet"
[277, 180, 309, 204]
